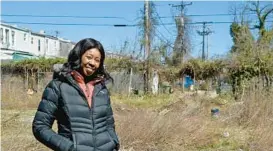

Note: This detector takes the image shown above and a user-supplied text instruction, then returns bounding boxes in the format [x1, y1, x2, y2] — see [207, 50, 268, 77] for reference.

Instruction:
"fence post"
[24, 67, 27, 91]
[37, 68, 39, 92]
[128, 68, 133, 96]
[26, 68, 29, 90]
[152, 70, 159, 95]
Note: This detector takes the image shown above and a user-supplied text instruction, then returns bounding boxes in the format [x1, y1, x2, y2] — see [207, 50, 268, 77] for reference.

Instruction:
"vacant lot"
[1, 78, 273, 151]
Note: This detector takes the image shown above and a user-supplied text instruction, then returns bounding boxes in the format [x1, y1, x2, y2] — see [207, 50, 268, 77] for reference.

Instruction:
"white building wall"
[0, 24, 32, 52]
[1, 23, 74, 59]
[14, 30, 32, 52]
[1, 25, 12, 49]
[45, 37, 60, 57]
[30, 34, 45, 56]
[0, 51, 13, 60]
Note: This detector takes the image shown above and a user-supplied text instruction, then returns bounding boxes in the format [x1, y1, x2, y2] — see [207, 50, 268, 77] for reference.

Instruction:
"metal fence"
[2, 69, 244, 96]
[1, 70, 144, 95]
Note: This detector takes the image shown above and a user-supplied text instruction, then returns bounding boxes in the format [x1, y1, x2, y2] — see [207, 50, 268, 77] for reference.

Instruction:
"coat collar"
[70, 70, 102, 85]
[64, 71, 106, 98]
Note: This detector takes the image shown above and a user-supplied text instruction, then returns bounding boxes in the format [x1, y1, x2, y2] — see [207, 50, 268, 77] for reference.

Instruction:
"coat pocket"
[107, 129, 119, 145]
[106, 131, 116, 147]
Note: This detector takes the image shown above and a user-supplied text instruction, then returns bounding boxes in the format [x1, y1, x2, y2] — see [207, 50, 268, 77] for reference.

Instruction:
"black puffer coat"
[32, 73, 119, 151]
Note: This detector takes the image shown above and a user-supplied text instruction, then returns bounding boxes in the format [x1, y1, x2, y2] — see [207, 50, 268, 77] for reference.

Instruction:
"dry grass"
[1, 75, 42, 110]
[112, 93, 250, 151]
[1, 76, 273, 151]
[1, 109, 49, 151]
[238, 90, 273, 151]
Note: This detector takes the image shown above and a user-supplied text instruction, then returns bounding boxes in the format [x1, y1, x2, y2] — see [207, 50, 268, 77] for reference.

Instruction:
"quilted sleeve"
[32, 80, 74, 151]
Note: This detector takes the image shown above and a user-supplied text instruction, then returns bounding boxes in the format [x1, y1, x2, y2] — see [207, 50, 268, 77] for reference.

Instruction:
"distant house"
[45, 35, 60, 58]
[30, 31, 47, 57]
[0, 23, 32, 59]
[0, 22, 75, 60]
[59, 38, 75, 57]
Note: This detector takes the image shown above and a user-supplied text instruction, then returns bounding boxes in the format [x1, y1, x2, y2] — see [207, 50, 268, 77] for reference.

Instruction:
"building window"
[0, 28, 3, 43]
[54, 41, 57, 51]
[38, 39, 41, 51]
[31, 37, 33, 44]
[24, 33, 27, 41]
[46, 39, 48, 50]
[5, 29, 9, 45]
[11, 31, 15, 46]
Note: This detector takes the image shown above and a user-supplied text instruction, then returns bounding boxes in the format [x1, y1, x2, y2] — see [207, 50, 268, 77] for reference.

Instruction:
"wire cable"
[1, 20, 272, 27]
[154, 8, 174, 36]
[1, 14, 135, 23]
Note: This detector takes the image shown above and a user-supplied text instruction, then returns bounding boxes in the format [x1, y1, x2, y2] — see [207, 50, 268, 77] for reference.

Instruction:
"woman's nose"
[88, 59, 95, 66]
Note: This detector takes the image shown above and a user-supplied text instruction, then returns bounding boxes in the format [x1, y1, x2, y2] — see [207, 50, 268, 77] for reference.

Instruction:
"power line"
[154, 26, 174, 48]
[1, 14, 135, 23]
[0, 21, 136, 27]
[1, 13, 259, 21]
[158, 13, 258, 18]
[154, 7, 174, 36]
[154, 33, 174, 49]
[2, 20, 272, 27]
[155, 30, 174, 47]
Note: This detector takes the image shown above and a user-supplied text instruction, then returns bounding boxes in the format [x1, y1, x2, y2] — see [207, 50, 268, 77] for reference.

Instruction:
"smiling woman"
[32, 38, 119, 151]
[81, 48, 101, 76]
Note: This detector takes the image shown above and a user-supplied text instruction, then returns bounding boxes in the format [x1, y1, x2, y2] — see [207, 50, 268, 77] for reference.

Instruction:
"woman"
[32, 38, 120, 151]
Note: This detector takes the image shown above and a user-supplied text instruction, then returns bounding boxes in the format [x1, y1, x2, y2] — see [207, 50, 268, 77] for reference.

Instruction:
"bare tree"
[248, 1, 273, 36]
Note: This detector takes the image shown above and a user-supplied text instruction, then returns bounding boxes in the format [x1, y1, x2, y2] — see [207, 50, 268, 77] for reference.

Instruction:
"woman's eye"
[86, 56, 92, 60]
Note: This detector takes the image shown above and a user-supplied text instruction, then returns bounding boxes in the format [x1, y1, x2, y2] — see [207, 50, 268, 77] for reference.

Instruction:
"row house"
[0, 22, 75, 60]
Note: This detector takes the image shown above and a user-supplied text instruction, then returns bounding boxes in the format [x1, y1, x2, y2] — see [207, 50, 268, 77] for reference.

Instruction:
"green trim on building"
[12, 51, 38, 61]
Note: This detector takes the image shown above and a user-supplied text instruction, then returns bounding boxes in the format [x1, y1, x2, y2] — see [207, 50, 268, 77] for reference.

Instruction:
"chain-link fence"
[3, 68, 238, 96]
[109, 71, 144, 94]
[1, 70, 145, 95]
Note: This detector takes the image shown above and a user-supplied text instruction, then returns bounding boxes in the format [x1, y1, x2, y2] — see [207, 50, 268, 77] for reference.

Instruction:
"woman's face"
[80, 48, 101, 76]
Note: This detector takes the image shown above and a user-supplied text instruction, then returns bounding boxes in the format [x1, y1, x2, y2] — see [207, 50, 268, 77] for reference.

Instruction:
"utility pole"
[170, 1, 192, 64]
[197, 22, 213, 61]
[170, 1, 192, 15]
[170, 1, 192, 92]
[144, 0, 151, 94]
[207, 32, 209, 60]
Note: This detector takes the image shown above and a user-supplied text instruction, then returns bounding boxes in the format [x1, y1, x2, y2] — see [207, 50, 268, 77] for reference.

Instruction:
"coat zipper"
[91, 84, 104, 151]
[68, 76, 104, 151]
[91, 92, 96, 151]
[68, 77, 91, 109]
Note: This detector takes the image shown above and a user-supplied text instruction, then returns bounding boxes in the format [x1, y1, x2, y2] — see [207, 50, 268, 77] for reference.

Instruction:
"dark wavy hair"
[62, 38, 112, 81]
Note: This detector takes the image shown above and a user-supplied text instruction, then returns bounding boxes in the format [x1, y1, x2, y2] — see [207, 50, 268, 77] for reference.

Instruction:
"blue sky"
[1, 1, 270, 58]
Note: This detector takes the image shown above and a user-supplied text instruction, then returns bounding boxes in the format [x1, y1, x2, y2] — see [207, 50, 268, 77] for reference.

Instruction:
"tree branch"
[260, 4, 271, 13]
[261, 8, 273, 21]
